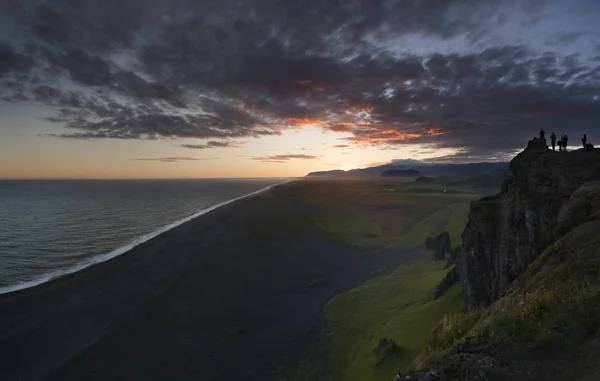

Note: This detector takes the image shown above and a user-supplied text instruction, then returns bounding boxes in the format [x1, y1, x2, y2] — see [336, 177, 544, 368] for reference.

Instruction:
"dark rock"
[526, 136, 548, 151]
[555, 181, 600, 236]
[434, 268, 458, 299]
[426, 231, 452, 261]
[459, 138, 600, 308]
[373, 338, 398, 366]
[444, 246, 461, 269]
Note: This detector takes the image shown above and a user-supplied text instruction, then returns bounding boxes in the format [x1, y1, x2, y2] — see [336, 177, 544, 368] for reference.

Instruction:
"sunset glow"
[1, 0, 599, 179]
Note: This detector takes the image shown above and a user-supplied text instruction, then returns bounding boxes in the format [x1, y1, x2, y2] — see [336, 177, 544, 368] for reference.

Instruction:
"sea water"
[0, 178, 285, 293]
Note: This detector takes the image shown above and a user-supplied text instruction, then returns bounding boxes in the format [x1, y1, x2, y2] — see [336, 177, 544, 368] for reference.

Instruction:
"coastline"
[0, 180, 414, 381]
[0, 179, 291, 296]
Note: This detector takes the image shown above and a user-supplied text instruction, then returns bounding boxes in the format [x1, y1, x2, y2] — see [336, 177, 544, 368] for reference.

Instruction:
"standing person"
[540, 128, 546, 139]
[551, 132, 557, 151]
[582, 134, 587, 148]
[558, 139, 564, 152]
[563, 134, 569, 151]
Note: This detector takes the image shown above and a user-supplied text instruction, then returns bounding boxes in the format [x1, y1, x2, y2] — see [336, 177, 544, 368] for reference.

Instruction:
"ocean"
[0, 178, 286, 293]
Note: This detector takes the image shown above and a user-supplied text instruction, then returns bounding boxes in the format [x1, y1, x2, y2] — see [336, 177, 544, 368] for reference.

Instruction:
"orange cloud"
[423, 128, 447, 136]
[285, 117, 329, 126]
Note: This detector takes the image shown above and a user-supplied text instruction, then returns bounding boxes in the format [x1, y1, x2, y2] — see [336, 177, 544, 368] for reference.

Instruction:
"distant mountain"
[380, 169, 420, 178]
[306, 161, 509, 178]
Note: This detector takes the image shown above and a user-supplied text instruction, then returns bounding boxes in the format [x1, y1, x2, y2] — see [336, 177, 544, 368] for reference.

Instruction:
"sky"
[1, 0, 600, 179]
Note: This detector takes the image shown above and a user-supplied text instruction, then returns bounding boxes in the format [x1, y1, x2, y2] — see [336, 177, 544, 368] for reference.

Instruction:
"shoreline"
[0, 180, 292, 296]
[0, 180, 415, 381]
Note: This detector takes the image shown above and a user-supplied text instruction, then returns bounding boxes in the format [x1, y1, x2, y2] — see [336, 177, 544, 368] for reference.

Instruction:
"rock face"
[426, 231, 452, 261]
[459, 138, 600, 308]
[373, 338, 397, 365]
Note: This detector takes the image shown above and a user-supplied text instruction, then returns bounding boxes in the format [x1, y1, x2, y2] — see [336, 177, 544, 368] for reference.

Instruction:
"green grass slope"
[293, 179, 482, 381]
[325, 263, 464, 381]
[419, 220, 600, 369]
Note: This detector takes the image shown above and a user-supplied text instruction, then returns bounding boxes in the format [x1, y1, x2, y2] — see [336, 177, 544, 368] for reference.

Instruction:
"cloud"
[332, 144, 350, 148]
[252, 154, 320, 163]
[134, 156, 219, 163]
[1, 0, 599, 161]
[546, 30, 589, 46]
[181, 141, 244, 149]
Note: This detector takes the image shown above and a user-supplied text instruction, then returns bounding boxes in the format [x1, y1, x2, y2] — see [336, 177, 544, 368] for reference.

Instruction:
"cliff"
[399, 140, 600, 380]
[459, 137, 600, 308]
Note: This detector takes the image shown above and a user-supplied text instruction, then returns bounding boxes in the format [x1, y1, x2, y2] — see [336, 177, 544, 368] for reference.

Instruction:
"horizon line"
[0, 176, 298, 181]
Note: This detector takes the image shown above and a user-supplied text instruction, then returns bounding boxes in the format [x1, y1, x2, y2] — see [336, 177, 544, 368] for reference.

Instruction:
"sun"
[339, 164, 357, 171]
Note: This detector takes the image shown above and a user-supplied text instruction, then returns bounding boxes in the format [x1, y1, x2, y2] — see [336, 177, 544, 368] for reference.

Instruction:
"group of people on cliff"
[540, 129, 594, 152]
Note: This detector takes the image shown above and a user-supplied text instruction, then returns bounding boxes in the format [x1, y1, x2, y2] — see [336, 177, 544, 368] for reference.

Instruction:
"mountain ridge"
[306, 161, 509, 178]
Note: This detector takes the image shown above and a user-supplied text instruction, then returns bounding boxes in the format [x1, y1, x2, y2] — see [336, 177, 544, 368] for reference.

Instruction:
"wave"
[0, 180, 291, 295]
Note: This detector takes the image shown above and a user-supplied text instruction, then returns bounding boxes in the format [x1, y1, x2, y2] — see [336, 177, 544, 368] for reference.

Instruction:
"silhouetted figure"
[586, 142, 594, 152]
[558, 140, 564, 152]
[539, 128, 546, 140]
[550, 132, 557, 151]
[582, 134, 587, 148]
[563, 134, 568, 151]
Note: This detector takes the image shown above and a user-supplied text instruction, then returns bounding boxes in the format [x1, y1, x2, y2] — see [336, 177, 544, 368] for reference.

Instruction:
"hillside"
[306, 162, 508, 178]
[411, 170, 508, 193]
[401, 138, 600, 380]
[380, 169, 420, 178]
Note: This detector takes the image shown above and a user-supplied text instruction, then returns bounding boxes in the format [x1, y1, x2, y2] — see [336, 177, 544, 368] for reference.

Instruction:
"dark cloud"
[1, 0, 599, 161]
[0, 43, 33, 77]
[547, 31, 589, 46]
[134, 156, 219, 163]
[333, 145, 350, 148]
[252, 154, 319, 163]
[181, 141, 244, 149]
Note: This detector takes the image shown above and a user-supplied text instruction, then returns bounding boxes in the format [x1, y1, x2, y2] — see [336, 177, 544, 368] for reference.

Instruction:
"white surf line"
[0, 179, 294, 295]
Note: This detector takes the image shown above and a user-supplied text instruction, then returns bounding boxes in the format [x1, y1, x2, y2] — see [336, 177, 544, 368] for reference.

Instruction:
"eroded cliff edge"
[459, 137, 600, 308]
[398, 140, 600, 380]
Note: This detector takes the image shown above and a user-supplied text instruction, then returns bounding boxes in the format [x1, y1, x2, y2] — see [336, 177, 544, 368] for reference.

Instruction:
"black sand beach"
[0, 181, 415, 381]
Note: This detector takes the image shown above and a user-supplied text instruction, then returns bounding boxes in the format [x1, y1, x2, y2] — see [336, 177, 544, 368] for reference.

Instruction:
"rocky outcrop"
[425, 231, 452, 261]
[373, 338, 398, 365]
[555, 181, 600, 236]
[459, 138, 600, 308]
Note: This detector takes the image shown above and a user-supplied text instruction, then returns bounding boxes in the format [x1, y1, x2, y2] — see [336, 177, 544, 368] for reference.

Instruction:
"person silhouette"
[558, 140, 564, 152]
[563, 134, 569, 151]
[582, 134, 587, 148]
[539, 128, 546, 140]
[550, 132, 557, 151]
